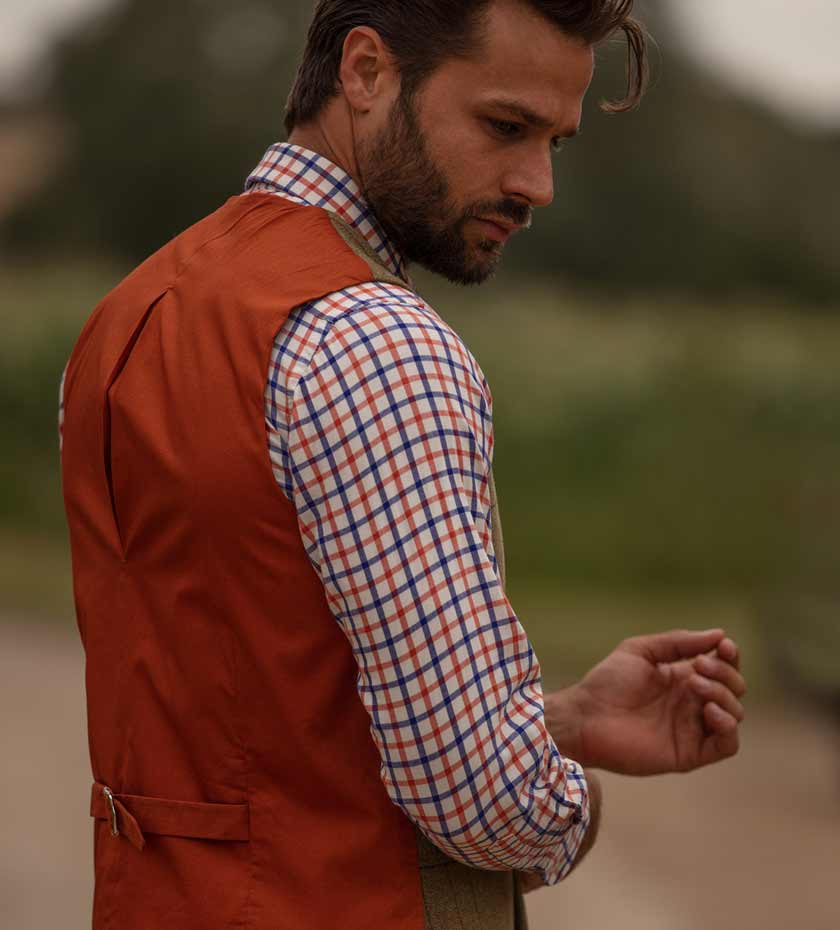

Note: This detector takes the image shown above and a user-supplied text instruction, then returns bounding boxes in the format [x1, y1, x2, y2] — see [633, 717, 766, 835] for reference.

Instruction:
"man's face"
[358, 0, 594, 285]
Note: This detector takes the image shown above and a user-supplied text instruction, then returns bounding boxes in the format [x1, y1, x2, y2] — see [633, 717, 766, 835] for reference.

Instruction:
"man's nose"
[501, 152, 555, 209]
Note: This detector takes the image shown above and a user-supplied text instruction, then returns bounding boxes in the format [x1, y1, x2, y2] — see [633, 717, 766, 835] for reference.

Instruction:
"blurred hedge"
[5, 262, 840, 602]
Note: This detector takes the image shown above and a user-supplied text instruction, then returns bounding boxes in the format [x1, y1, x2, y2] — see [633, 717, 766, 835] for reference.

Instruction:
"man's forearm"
[544, 685, 588, 762]
[543, 686, 601, 873]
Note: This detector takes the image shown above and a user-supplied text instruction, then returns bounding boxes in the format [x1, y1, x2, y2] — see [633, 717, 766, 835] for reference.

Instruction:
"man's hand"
[546, 629, 746, 776]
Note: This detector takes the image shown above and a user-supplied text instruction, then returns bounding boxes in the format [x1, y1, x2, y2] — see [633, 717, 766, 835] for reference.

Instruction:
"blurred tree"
[505, 1, 840, 301]
[3, 0, 308, 261]
[2, 0, 839, 302]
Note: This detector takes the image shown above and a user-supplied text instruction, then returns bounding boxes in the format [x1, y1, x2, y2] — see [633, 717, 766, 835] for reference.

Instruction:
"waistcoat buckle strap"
[90, 782, 250, 852]
[101, 786, 120, 837]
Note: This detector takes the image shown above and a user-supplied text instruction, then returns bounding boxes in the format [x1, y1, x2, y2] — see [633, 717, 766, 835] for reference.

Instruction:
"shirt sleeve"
[282, 296, 590, 884]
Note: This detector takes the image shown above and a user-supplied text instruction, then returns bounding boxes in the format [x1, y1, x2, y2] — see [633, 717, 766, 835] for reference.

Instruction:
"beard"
[358, 91, 531, 286]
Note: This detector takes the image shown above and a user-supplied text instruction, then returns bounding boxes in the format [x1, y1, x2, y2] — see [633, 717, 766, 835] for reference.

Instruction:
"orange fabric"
[62, 193, 427, 930]
[90, 782, 251, 849]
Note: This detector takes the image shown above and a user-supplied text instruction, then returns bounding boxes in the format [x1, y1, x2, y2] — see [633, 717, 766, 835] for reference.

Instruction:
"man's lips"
[473, 217, 526, 244]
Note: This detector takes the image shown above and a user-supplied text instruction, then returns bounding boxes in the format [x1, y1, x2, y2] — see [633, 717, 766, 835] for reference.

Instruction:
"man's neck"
[288, 120, 362, 192]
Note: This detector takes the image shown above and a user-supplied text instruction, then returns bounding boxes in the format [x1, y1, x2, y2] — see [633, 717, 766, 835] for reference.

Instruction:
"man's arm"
[277, 290, 591, 884]
[544, 630, 746, 776]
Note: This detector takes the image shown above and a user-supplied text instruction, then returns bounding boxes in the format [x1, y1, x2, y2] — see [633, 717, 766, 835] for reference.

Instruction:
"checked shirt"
[60, 143, 590, 885]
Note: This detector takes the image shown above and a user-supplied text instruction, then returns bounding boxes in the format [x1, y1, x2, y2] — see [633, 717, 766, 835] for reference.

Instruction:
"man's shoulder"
[305, 281, 492, 399]
[325, 280, 443, 335]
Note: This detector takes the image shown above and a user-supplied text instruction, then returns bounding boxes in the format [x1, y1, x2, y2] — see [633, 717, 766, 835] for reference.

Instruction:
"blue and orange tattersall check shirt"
[60, 142, 590, 885]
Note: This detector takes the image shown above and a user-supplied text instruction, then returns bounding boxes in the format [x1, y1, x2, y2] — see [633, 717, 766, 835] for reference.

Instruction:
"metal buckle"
[102, 786, 120, 837]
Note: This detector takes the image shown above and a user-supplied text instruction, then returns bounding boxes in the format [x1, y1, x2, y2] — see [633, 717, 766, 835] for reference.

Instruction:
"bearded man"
[59, 2, 747, 929]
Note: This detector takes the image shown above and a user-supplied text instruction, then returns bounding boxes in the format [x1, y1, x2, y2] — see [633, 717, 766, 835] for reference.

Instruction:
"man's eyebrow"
[487, 99, 581, 137]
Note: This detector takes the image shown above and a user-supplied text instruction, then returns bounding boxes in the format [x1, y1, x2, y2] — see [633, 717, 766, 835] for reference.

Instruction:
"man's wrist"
[544, 684, 590, 763]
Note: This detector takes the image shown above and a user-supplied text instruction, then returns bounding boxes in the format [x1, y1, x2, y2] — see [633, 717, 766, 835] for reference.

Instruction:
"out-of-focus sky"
[0, 0, 114, 91]
[1, 0, 839, 128]
[674, 0, 840, 129]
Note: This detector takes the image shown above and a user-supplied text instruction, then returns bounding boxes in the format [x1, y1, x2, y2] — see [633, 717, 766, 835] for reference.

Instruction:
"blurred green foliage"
[0, 264, 121, 535]
[423, 276, 840, 599]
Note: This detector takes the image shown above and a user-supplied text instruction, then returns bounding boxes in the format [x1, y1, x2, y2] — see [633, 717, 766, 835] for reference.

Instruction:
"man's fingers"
[625, 629, 725, 664]
[703, 701, 738, 732]
[714, 636, 740, 671]
[694, 653, 747, 697]
[701, 704, 740, 763]
[689, 674, 745, 721]
[698, 710, 740, 768]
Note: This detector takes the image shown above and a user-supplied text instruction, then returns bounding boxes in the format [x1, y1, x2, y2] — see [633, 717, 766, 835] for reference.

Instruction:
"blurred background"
[1, 0, 838, 927]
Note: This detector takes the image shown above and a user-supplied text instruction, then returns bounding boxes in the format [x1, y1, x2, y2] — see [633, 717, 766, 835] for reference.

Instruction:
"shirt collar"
[245, 142, 407, 281]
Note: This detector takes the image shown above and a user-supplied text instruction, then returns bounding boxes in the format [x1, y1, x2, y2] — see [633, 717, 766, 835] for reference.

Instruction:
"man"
[60, 2, 746, 929]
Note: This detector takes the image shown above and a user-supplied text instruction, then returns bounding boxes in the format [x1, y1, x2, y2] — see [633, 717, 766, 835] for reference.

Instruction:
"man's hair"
[284, 0, 648, 134]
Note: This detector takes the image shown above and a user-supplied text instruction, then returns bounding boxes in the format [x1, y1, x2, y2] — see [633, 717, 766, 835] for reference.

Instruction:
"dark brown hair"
[284, 0, 649, 134]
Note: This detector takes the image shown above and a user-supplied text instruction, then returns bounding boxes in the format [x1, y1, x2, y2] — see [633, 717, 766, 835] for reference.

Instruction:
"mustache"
[464, 199, 533, 229]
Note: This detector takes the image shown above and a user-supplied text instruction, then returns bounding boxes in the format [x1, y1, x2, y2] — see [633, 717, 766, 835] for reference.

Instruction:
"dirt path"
[3, 620, 838, 930]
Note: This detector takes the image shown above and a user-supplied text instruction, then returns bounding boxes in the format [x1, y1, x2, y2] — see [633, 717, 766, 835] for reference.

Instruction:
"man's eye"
[490, 120, 522, 139]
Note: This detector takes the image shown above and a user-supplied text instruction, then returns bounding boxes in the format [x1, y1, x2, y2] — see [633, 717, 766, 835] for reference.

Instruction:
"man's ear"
[338, 26, 398, 115]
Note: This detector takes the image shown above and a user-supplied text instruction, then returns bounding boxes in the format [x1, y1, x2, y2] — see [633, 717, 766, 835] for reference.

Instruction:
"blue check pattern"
[247, 144, 590, 883]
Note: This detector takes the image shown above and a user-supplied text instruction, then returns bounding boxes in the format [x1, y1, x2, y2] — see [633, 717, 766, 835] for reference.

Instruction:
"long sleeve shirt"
[60, 142, 590, 885]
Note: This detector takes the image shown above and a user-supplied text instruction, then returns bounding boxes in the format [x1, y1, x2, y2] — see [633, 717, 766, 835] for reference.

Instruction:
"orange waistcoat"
[61, 191, 436, 930]
[62, 192, 525, 930]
